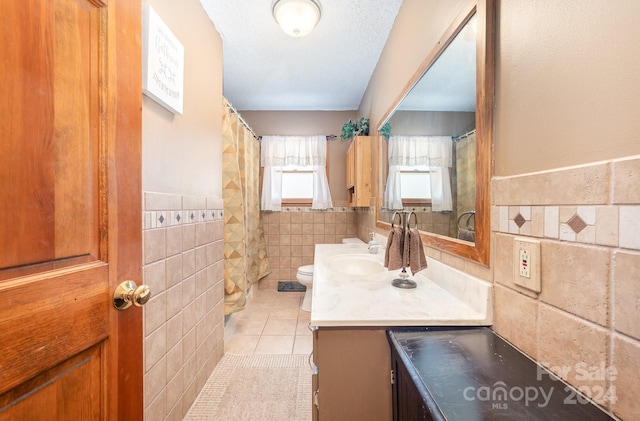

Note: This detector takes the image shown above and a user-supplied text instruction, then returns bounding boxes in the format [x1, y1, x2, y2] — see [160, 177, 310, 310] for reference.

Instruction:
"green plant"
[340, 117, 370, 141]
[380, 122, 391, 140]
[356, 117, 369, 136]
[340, 119, 356, 141]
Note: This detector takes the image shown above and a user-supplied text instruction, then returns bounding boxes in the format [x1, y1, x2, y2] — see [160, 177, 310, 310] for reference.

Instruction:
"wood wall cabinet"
[312, 327, 392, 421]
[345, 135, 372, 207]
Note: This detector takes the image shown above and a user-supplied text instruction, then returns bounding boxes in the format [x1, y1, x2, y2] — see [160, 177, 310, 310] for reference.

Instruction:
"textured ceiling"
[199, 0, 403, 111]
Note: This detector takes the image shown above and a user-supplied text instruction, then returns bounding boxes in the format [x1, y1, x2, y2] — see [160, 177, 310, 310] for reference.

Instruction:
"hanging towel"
[404, 228, 428, 274]
[457, 228, 475, 242]
[384, 226, 404, 270]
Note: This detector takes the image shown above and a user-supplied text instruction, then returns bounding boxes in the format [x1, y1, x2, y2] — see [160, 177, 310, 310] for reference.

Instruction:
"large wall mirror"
[376, 0, 494, 265]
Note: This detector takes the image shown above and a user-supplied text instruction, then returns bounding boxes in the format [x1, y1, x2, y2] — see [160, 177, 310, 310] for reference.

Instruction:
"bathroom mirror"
[376, 0, 494, 265]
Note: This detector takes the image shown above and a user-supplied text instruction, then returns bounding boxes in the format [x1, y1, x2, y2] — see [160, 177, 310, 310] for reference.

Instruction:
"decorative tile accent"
[499, 206, 509, 232]
[494, 203, 637, 250]
[275, 206, 356, 213]
[143, 206, 223, 230]
[559, 223, 577, 241]
[544, 206, 560, 239]
[620, 206, 640, 250]
[567, 214, 587, 234]
[595, 207, 618, 247]
[577, 206, 596, 225]
[519, 206, 531, 221]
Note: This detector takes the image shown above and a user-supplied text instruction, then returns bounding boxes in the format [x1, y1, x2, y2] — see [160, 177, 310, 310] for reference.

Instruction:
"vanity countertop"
[310, 243, 493, 327]
[387, 328, 614, 420]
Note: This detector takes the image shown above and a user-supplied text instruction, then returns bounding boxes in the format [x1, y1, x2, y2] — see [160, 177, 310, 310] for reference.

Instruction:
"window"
[399, 169, 432, 205]
[260, 135, 333, 211]
[281, 166, 314, 205]
[384, 135, 453, 211]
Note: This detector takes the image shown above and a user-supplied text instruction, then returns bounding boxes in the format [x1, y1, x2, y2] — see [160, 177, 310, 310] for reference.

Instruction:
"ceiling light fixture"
[272, 0, 322, 38]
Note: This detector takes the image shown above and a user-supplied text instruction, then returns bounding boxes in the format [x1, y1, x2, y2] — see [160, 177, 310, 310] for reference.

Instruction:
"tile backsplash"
[142, 192, 225, 421]
[260, 206, 358, 288]
[491, 155, 640, 420]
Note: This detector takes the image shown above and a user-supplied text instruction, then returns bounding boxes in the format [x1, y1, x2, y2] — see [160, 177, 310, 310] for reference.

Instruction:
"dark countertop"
[388, 327, 615, 420]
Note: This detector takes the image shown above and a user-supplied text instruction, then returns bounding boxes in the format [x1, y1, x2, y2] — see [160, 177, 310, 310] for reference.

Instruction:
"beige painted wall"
[359, 0, 469, 131]
[239, 110, 357, 203]
[388, 111, 475, 136]
[142, 0, 223, 197]
[494, 0, 640, 175]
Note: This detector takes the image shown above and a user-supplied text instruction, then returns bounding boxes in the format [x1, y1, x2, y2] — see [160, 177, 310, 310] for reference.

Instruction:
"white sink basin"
[324, 254, 386, 276]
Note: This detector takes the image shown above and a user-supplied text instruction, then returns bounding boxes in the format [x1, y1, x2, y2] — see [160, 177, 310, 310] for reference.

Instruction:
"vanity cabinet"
[312, 327, 392, 421]
[387, 328, 615, 420]
[345, 135, 371, 207]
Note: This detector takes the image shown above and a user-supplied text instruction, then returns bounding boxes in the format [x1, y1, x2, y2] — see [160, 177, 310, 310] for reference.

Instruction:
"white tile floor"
[224, 288, 313, 355]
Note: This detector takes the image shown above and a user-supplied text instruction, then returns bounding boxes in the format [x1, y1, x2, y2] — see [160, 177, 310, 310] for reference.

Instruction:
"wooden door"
[0, 0, 142, 419]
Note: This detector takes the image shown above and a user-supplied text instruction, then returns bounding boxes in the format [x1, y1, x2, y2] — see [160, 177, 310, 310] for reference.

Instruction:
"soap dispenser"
[368, 231, 384, 254]
[368, 231, 377, 246]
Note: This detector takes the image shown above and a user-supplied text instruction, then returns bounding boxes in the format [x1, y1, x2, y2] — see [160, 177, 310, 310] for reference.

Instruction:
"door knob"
[113, 280, 151, 310]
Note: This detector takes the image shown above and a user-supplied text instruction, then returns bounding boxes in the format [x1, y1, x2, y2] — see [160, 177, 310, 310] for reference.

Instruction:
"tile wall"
[379, 207, 453, 237]
[491, 156, 640, 420]
[260, 206, 359, 289]
[142, 192, 225, 421]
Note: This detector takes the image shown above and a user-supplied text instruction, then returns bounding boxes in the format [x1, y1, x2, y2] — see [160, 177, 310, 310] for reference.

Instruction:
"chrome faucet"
[368, 243, 385, 254]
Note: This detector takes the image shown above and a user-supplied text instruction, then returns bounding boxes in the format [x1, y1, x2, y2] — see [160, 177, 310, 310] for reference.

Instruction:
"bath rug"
[184, 354, 312, 421]
[277, 281, 306, 292]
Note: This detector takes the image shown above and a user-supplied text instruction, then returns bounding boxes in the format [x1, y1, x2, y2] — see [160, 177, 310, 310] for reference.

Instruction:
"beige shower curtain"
[455, 132, 476, 213]
[222, 98, 270, 314]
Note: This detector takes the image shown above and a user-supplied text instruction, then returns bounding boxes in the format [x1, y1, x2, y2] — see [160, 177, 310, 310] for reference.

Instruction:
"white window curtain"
[261, 135, 333, 211]
[384, 135, 453, 212]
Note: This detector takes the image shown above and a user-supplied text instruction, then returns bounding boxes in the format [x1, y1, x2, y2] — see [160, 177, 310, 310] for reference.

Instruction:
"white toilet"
[297, 237, 365, 312]
[296, 265, 315, 312]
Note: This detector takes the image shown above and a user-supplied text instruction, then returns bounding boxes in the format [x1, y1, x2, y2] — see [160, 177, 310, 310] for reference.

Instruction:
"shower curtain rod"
[256, 134, 337, 141]
[453, 129, 476, 142]
[223, 97, 259, 140]
[223, 98, 336, 141]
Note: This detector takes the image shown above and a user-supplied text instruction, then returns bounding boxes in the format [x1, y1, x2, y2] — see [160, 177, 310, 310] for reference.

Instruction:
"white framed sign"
[142, 5, 184, 115]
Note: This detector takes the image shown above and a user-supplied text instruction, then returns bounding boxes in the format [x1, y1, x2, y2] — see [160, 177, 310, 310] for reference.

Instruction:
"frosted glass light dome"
[272, 0, 321, 38]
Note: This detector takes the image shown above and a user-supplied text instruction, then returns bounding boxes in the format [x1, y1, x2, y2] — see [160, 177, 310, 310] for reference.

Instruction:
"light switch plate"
[513, 238, 541, 292]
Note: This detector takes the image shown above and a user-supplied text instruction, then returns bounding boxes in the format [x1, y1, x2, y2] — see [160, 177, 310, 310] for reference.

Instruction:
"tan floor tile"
[224, 290, 315, 358]
[254, 335, 295, 354]
[251, 289, 279, 300]
[297, 309, 311, 321]
[263, 318, 297, 335]
[274, 295, 303, 309]
[296, 321, 313, 336]
[293, 335, 313, 355]
[249, 299, 277, 309]
[269, 307, 300, 319]
[235, 308, 270, 321]
[224, 335, 260, 354]
[232, 318, 267, 335]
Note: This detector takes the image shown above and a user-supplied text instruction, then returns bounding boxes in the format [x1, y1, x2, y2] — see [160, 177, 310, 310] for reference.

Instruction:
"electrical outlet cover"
[513, 238, 541, 292]
[519, 249, 530, 278]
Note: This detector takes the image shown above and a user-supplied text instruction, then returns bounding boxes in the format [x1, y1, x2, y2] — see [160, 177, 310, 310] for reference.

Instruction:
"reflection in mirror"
[376, 0, 494, 265]
[380, 14, 477, 242]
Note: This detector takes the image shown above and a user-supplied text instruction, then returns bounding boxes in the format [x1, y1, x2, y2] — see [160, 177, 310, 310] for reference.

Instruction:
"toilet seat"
[297, 264, 314, 278]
